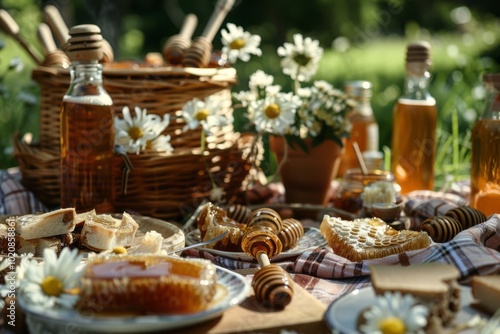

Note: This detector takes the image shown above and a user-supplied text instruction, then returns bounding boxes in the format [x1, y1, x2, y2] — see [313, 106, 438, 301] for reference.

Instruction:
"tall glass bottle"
[470, 73, 500, 216]
[60, 24, 114, 213]
[391, 41, 437, 194]
[338, 80, 379, 177]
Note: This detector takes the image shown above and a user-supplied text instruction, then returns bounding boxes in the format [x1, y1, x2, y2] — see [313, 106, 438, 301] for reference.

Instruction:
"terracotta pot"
[269, 136, 344, 205]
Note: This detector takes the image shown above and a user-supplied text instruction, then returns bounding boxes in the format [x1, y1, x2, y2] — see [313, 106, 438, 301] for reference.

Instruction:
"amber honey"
[338, 115, 379, 176]
[470, 118, 500, 216]
[60, 99, 114, 213]
[334, 168, 394, 214]
[391, 98, 437, 194]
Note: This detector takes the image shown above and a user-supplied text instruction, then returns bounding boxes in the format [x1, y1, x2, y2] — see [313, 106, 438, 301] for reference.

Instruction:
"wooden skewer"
[183, 0, 235, 68]
[0, 9, 43, 64]
[162, 13, 198, 65]
[352, 141, 368, 175]
[43, 5, 70, 46]
[37, 22, 57, 56]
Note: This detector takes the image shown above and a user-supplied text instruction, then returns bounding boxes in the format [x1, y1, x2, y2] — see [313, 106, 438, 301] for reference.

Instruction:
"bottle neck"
[481, 81, 500, 119]
[65, 61, 112, 105]
[402, 71, 432, 100]
[69, 61, 103, 85]
[351, 96, 374, 117]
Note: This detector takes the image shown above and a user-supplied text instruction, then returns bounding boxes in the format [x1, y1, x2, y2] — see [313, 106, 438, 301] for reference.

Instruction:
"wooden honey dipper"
[162, 13, 198, 65]
[37, 22, 70, 68]
[44, 4, 114, 63]
[0, 9, 43, 64]
[241, 208, 294, 308]
[43, 5, 70, 46]
[183, 0, 235, 68]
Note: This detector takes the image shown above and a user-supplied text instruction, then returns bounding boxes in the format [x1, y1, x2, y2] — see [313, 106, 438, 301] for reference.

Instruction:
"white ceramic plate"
[185, 227, 326, 261]
[324, 285, 486, 334]
[19, 266, 250, 333]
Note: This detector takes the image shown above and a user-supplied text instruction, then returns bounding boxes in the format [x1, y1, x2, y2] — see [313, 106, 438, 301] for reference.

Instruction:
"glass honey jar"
[334, 168, 396, 214]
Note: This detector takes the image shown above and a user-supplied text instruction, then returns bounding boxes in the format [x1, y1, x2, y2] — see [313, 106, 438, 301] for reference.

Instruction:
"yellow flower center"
[196, 109, 210, 121]
[293, 53, 311, 67]
[229, 38, 245, 50]
[379, 317, 406, 334]
[41, 275, 63, 297]
[128, 126, 143, 141]
[265, 103, 281, 119]
[112, 246, 127, 254]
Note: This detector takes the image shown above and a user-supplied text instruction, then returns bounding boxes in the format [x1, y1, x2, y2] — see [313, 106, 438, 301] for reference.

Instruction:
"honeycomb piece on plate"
[320, 215, 431, 262]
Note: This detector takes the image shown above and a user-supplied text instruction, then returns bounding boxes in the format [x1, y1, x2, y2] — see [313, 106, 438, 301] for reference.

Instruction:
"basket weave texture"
[14, 65, 255, 220]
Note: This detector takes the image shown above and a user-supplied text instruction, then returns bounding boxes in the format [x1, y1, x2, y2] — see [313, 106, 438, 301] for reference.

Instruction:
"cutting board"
[173, 269, 330, 334]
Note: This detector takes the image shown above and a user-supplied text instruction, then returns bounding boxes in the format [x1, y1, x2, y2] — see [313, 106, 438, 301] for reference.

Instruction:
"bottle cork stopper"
[405, 41, 431, 64]
[65, 24, 103, 62]
[405, 41, 431, 76]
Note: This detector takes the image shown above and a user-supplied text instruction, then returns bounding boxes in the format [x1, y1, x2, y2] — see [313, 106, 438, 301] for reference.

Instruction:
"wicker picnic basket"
[13, 64, 258, 220]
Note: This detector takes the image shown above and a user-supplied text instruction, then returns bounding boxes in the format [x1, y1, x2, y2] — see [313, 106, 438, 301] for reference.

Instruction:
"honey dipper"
[43, 5, 70, 46]
[0, 9, 43, 64]
[37, 22, 70, 68]
[44, 5, 114, 63]
[278, 218, 305, 251]
[183, 0, 235, 68]
[162, 13, 198, 65]
[241, 208, 294, 308]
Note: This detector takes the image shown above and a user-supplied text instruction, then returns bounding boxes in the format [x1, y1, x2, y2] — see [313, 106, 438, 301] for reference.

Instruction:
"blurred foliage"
[0, 0, 499, 190]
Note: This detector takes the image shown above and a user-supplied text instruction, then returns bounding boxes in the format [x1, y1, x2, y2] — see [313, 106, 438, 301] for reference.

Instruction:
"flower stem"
[269, 135, 289, 184]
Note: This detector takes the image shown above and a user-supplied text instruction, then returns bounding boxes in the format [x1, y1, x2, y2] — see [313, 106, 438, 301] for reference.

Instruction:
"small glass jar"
[334, 168, 396, 214]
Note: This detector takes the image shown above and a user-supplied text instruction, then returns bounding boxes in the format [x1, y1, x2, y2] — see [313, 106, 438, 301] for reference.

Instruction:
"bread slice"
[80, 212, 139, 251]
[369, 263, 461, 327]
[320, 215, 431, 261]
[13, 208, 76, 240]
[78, 255, 217, 314]
[471, 275, 500, 315]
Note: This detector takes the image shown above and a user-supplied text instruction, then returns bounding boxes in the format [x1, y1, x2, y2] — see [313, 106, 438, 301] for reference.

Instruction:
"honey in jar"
[391, 41, 437, 194]
[470, 73, 500, 216]
[334, 168, 395, 214]
[338, 81, 379, 177]
[60, 25, 114, 213]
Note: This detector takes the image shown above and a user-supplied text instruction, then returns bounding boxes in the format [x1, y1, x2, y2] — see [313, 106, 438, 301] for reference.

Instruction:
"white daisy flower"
[182, 96, 232, 136]
[277, 34, 323, 82]
[251, 92, 301, 135]
[360, 291, 428, 334]
[18, 248, 84, 309]
[249, 70, 275, 91]
[149, 134, 174, 153]
[221, 23, 262, 64]
[115, 106, 171, 155]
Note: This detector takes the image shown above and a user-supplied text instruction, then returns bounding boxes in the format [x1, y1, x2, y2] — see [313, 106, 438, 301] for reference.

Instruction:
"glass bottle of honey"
[391, 41, 437, 194]
[470, 73, 500, 216]
[337, 80, 379, 177]
[60, 24, 114, 213]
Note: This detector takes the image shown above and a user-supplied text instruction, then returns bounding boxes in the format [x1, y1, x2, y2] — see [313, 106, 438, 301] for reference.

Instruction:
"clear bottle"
[470, 73, 500, 216]
[338, 81, 379, 177]
[60, 24, 114, 213]
[391, 41, 437, 194]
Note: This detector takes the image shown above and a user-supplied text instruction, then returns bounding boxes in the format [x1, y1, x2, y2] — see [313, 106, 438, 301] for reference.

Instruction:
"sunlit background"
[1, 0, 499, 187]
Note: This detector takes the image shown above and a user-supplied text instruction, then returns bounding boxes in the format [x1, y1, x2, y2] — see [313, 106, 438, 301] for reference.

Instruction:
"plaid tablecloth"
[0, 169, 46, 216]
[2, 169, 499, 307]
[185, 214, 500, 305]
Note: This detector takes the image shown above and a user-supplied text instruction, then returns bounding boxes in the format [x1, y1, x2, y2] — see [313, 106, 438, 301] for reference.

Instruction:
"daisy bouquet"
[225, 26, 356, 152]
